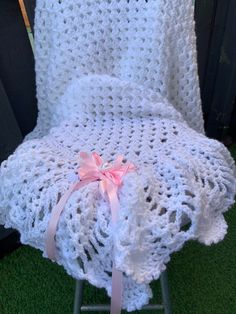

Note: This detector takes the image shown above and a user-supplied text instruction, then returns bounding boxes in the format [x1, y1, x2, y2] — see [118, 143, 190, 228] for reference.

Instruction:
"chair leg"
[73, 272, 172, 313]
[73, 280, 84, 314]
[160, 270, 172, 314]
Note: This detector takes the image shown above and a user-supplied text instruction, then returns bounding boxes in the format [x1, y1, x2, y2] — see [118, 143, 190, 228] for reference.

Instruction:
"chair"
[1, 1, 236, 313]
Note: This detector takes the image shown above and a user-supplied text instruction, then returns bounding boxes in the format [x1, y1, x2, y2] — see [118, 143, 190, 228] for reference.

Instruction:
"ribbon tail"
[111, 266, 123, 314]
[45, 179, 96, 261]
[107, 186, 120, 224]
[107, 187, 123, 314]
[45, 182, 77, 261]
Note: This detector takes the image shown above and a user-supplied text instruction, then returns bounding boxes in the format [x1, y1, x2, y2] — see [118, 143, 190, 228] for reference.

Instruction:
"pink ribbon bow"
[45, 152, 136, 314]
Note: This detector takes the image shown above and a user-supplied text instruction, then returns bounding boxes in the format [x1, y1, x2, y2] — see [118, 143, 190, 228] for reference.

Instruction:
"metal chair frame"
[73, 270, 172, 314]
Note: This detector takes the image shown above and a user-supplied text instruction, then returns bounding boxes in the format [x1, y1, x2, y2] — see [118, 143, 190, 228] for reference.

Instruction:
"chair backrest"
[0, 0, 235, 256]
[0, 0, 235, 165]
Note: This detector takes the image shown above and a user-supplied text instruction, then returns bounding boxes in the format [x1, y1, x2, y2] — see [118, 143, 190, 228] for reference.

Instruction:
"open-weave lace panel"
[1, 76, 235, 311]
[31, 0, 204, 139]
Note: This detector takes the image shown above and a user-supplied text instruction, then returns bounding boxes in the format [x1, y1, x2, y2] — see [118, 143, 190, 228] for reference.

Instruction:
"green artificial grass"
[1, 145, 236, 314]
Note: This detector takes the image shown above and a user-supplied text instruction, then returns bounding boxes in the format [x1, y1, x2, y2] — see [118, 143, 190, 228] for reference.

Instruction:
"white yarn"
[31, 0, 204, 139]
[0, 1, 236, 311]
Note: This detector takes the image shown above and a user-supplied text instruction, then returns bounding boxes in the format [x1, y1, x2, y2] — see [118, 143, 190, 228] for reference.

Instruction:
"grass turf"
[1, 145, 236, 314]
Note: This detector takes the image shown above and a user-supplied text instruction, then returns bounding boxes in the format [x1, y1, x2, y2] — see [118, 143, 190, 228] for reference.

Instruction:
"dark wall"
[195, 0, 236, 139]
[0, 0, 37, 144]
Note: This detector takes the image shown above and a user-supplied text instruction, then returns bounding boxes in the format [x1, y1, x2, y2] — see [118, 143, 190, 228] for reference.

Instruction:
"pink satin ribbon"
[45, 152, 136, 314]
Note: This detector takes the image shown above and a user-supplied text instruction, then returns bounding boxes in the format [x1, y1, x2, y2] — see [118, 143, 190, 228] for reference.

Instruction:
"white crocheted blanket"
[0, 1, 235, 311]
